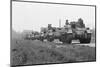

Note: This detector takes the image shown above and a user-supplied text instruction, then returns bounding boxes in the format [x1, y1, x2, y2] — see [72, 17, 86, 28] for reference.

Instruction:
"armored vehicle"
[40, 18, 92, 44]
[24, 31, 40, 40]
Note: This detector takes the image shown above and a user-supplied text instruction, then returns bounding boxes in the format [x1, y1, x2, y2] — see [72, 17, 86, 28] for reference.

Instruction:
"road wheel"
[85, 38, 91, 43]
[80, 38, 91, 43]
[47, 38, 54, 42]
[39, 37, 44, 41]
[47, 37, 54, 42]
[79, 39, 85, 43]
[79, 34, 91, 43]
[65, 34, 73, 44]
[60, 34, 72, 44]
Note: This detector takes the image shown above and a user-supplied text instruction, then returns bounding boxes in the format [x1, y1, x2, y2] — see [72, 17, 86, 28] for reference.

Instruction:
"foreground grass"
[11, 38, 96, 66]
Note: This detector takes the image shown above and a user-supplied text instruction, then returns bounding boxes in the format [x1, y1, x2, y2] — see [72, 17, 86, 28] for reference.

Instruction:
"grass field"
[11, 38, 96, 66]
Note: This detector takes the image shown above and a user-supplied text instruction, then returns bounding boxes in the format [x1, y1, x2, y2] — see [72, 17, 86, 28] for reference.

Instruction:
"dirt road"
[72, 40, 95, 47]
[53, 39, 95, 47]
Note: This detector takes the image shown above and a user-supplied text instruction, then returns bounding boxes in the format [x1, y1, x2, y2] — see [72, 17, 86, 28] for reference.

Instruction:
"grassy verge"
[11, 38, 96, 66]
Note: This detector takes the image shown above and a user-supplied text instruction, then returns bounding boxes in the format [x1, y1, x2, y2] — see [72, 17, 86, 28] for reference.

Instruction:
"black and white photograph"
[11, 0, 96, 66]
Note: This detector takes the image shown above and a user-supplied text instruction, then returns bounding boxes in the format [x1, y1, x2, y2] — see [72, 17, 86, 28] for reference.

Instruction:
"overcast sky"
[12, 1, 95, 32]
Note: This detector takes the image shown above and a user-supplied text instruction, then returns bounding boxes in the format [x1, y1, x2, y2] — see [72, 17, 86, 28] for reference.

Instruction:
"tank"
[24, 18, 92, 44]
[39, 18, 92, 44]
[70, 18, 92, 43]
[24, 31, 40, 40]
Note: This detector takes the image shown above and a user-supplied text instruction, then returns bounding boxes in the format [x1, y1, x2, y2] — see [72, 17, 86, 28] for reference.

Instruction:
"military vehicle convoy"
[24, 18, 92, 44]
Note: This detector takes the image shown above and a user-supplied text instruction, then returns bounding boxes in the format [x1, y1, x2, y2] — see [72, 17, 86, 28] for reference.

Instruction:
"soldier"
[77, 18, 85, 28]
[64, 19, 71, 29]
[48, 24, 52, 30]
[65, 20, 69, 25]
